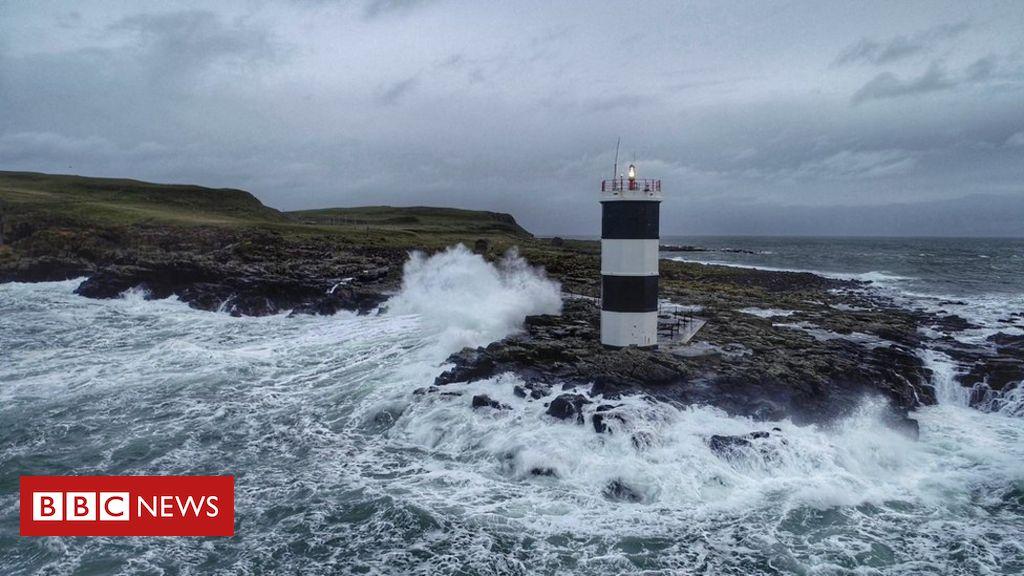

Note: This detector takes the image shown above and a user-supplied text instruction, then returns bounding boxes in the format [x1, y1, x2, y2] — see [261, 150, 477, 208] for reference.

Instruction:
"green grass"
[289, 205, 532, 237]
[0, 171, 536, 252]
[0, 171, 284, 226]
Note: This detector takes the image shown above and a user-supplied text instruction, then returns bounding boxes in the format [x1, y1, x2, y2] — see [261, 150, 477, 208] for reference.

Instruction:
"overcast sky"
[2, 1, 1023, 236]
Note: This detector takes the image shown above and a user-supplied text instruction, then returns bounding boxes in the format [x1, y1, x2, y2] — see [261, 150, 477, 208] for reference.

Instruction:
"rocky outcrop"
[471, 394, 510, 410]
[0, 256, 94, 283]
[434, 298, 932, 427]
[947, 333, 1024, 407]
[545, 393, 591, 423]
[72, 259, 391, 316]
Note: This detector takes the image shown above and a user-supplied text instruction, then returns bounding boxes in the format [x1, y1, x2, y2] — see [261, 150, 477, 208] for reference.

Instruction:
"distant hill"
[0, 171, 285, 226]
[289, 206, 532, 238]
[0, 171, 532, 241]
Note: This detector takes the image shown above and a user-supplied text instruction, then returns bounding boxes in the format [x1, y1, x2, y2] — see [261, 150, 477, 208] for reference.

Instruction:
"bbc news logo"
[20, 476, 234, 536]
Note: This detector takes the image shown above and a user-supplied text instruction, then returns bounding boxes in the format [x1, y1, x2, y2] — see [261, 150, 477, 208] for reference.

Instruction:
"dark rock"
[592, 404, 626, 434]
[529, 467, 557, 477]
[963, 357, 1024, 392]
[708, 431, 773, 455]
[602, 479, 644, 503]
[473, 239, 489, 254]
[549, 237, 564, 247]
[0, 256, 94, 283]
[356, 266, 390, 282]
[435, 296, 935, 426]
[435, 349, 497, 387]
[953, 333, 1024, 395]
[288, 287, 388, 316]
[881, 413, 920, 440]
[659, 244, 706, 252]
[631, 432, 655, 452]
[546, 393, 591, 423]
[471, 394, 509, 410]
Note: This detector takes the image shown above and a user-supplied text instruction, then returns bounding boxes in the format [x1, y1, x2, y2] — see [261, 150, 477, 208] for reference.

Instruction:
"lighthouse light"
[627, 164, 636, 180]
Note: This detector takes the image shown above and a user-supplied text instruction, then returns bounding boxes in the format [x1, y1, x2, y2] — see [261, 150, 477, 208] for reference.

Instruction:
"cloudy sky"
[2, 1, 1023, 236]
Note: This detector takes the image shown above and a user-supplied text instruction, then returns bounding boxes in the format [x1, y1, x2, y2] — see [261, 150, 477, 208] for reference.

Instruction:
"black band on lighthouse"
[601, 201, 660, 239]
[601, 275, 658, 312]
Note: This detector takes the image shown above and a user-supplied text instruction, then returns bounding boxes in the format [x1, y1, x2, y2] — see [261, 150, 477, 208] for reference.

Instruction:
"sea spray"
[386, 244, 562, 357]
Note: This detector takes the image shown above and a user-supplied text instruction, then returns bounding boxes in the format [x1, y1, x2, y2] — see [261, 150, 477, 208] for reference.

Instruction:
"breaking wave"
[387, 244, 562, 356]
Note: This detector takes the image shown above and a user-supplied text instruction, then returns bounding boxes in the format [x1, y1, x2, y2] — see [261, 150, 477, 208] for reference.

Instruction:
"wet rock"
[529, 467, 557, 477]
[471, 394, 509, 410]
[708, 431, 771, 455]
[546, 393, 591, 423]
[69, 258, 392, 318]
[952, 333, 1024, 395]
[882, 413, 920, 440]
[602, 479, 644, 503]
[631, 431, 655, 452]
[592, 404, 626, 434]
[0, 256, 94, 283]
[473, 238, 489, 254]
[356, 266, 390, 282]
[288, 287, 388, 316]
[436, 295, 935, 426]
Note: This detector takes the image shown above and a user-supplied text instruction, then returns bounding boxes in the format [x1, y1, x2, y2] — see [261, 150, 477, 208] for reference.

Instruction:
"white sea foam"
[667, 257, 910, 284]
[738, 307, 795, 318]
[920, 349, 971, 407]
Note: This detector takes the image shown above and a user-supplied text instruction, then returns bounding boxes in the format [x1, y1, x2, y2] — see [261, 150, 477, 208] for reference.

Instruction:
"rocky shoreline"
[0, 227, 405, 316]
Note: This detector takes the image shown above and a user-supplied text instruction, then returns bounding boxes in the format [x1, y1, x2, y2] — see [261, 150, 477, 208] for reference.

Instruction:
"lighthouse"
[600, 163, 662, 348]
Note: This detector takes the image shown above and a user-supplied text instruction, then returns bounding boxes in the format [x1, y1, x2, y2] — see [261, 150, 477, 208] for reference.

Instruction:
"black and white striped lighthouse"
[600, 163, 662, 348]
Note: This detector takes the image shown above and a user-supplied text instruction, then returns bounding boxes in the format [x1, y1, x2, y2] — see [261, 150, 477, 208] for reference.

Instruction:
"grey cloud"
[376, 76, 419, 105]
[55, 11, 83, 29]
[1006, 131, 1024, 147]
[364, 0, 435, 19]
[786, 149, 918, 180]
[965, 55, 996, 81]
[110, 10, 280, 78]
[852, 62, 954, 103]
[834, 21, 969, 67]
[585, 94, 654, 113]
[851, 56, 1001, 104]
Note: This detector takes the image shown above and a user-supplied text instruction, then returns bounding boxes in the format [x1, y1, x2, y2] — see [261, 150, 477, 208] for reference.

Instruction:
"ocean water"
[2, 242, 1024, 575]
[663, 236, 1024, 333]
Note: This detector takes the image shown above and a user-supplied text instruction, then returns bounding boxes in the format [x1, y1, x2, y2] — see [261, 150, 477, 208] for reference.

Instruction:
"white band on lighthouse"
[600, 310, 658, 348]
[601, 239, 659, 276]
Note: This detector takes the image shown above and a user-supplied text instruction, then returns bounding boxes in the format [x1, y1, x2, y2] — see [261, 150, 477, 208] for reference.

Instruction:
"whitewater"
[2, 245, 1023, 575]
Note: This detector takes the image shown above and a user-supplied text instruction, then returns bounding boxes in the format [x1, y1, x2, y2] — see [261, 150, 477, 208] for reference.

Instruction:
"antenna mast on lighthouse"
[612, 137, 620, 179]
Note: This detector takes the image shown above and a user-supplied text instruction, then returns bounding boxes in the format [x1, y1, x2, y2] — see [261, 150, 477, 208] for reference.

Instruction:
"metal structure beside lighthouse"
[600, 163, 662, 348]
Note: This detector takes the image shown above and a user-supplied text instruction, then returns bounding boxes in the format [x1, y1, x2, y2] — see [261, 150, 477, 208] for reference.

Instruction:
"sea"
[1, 238, 1023, 575]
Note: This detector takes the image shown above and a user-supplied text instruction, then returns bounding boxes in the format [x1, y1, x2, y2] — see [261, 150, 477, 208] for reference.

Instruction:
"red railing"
[602, 178, 661, 193]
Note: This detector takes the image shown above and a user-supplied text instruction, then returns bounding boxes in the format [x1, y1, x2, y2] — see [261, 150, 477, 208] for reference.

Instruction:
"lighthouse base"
[600, 310, 658, 349]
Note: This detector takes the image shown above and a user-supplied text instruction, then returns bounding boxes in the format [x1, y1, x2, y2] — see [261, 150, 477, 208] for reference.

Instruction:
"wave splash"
[387, 244, 562, 355]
